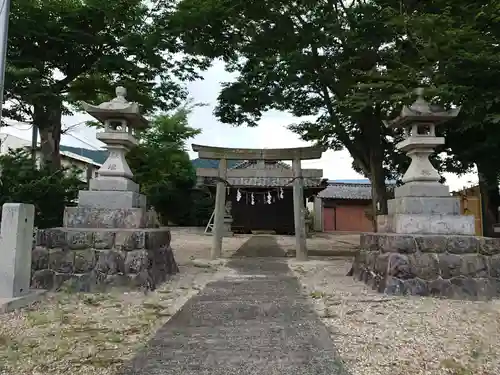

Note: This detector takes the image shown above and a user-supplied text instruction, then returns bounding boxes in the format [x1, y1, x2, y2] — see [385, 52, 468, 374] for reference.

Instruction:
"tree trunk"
[361, 112, 388, 232]
[477, 162, 500, 237]
[33, 99, 62, 170]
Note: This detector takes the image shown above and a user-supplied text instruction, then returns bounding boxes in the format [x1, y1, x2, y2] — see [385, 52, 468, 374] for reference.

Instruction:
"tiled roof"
[328, 178, 370, 184]
[318, 183, 372, 200]
[319, 182, 395, 200]
[232, 160, 291, 170]
[327, 179, 397, 185]
[60, 145, 108, 165]
[191, 158, 242, 169]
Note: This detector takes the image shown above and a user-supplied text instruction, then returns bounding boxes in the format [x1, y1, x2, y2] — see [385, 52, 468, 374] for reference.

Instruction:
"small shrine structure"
[31, 87, 178, 292]
[192, 145, 325, 260]
[352, 88, 500, 300]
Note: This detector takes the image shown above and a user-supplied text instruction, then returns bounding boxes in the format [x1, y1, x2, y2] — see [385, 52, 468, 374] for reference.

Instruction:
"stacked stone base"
[31, 227, 178, 292]
[352, 233, 500, 300]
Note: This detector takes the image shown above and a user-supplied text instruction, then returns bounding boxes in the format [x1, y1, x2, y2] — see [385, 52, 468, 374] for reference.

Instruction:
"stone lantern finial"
[414, 87, 424, 97]
[116, 86, 127, 99]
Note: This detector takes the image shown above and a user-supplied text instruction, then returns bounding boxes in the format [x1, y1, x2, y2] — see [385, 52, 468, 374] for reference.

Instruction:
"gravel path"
[233, 235, 287, 257]
[289, 258, 500, 375]
[119, 238, 348, 374]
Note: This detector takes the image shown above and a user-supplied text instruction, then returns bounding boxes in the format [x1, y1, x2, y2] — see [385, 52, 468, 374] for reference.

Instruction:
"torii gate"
[192, 144, 324, 261]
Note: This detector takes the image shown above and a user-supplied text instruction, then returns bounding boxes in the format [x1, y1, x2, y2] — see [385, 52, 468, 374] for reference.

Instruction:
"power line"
[62, 120, 104, 150]
[65, 132, 102, 150]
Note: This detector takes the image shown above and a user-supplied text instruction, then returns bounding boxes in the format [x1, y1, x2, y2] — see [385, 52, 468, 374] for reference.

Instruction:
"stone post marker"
[0, 203, 34, 298]
[350, 89, 500, 300]
[0, 203, 47, 314]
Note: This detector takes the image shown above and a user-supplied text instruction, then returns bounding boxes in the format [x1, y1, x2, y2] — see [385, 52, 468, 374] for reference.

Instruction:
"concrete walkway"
[120, 236, 348, 374]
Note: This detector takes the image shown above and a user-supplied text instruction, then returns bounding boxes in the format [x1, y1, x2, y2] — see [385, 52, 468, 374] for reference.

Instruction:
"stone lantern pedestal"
[223, 216, 233, 237]
[351, 89, 500, 300]
[31, 87, 178, 292]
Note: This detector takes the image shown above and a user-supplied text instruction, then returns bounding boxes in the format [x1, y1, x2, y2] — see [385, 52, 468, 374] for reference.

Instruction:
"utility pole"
[0, 0, 11, 125]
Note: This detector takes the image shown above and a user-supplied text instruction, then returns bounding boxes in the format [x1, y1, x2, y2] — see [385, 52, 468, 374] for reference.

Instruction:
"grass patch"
[310, 291, 325, 299]
[440, 359, 474, 375]
[26, 311, 52, 326]
[0, 333, 11, 346]
[142, 302, 166, 311]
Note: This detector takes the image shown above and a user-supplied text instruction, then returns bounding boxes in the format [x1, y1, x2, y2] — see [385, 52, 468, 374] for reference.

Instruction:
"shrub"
[0, 149, 84, 228]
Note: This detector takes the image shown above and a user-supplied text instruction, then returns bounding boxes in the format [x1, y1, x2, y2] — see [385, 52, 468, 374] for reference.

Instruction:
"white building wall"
[0, 133, 100, 182]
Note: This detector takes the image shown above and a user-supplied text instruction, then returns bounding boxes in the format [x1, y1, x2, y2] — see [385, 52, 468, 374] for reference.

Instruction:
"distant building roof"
[319, 180, 396, 200]
[327, 179, 397, 185]
[60, 145, 108, 165]
[319, 183, 372, 200]
[329, 179, 370, 184]
[191, 158, 242, 169]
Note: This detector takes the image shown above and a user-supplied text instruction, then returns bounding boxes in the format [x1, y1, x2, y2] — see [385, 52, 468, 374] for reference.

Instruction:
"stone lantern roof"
[386, 88, 461, 128]
[81, 86, 149, 129]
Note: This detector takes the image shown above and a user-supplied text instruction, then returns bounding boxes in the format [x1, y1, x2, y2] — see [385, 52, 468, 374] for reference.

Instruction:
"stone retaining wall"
[352, 233, 500, 299]
[31, 228, 178, 292]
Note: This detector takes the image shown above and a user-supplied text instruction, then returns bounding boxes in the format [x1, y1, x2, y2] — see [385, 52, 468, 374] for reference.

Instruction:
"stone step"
[377, 213, 475, 235]
[359, 232, 500, 254]
[78, 190, 146, 209]
[32, 227, 177, 292]
[388, 196, 460, 215]
[35, 227, 171, 251]
[395, 181, 450, 198]
[89, 177, 139, 192]
[64, 207, 152, 229]
[355, 233, 500, 300]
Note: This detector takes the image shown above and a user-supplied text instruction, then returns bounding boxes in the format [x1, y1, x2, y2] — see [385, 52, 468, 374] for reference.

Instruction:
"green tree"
[0, 148, 84, 228]
[383, 0, 500, 234]
[127, 106, 210, 225]
[168, 0, 428, 228]
[5, 0, 207, 169]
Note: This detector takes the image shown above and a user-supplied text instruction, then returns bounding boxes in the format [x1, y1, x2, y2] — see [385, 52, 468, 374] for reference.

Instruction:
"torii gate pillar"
[292, 157, 307, 260]
[212, 158, 227, 259]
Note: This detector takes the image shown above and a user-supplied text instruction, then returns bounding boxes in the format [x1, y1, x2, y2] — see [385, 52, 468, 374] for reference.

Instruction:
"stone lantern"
[377, 88, 472, 235]
[349, 89, 500, 300]
[81, 86, 148, 195]
[387, 88, 460, 190]
[30, 86, 179, 293]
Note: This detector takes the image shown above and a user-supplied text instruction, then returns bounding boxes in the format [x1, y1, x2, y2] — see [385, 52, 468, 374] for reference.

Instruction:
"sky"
[3, 60, 478, 192]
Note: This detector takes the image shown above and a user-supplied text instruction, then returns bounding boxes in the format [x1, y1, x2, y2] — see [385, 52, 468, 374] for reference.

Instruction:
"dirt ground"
[289, 258, 500, 375]
[275, 232, 360, 255]
[169, 228, 250, 263]
[1, 230, 356, 375]
[0, 230, 244, 375]
[169, 227, 360, 262]
[11, 230, 494, 375]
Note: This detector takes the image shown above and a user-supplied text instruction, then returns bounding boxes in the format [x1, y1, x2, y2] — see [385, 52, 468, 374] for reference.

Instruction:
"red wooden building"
[314, 180, 395, 233]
